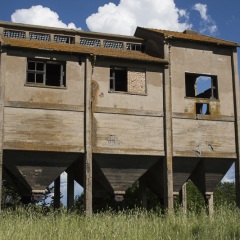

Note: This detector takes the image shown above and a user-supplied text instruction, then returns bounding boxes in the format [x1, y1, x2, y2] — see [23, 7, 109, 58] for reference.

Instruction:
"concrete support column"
[0, 153, 2, 211]
[231, 51, 240, 207]
[163, 44, 173, 209]
[0, 51, 5, 212]
[54, 176, 61, 209]
[67, 171, 74, 211]
[84, 56, 93, 216]
[139, 178, 147, 209]
[179, 183, 187, 214]
[205, 193, 214, 216]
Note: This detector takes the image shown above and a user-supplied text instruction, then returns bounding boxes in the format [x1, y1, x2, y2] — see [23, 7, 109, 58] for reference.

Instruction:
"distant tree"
[186, 180, 205, 212]
[1, 179, 21, 209]
[214, 182, 235, 207]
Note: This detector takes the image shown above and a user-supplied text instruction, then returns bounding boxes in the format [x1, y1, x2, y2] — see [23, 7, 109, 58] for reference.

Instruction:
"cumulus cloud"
[86, 0, 192, 35]
[11, 5, 80, 29]
[193, 3, 217, 35]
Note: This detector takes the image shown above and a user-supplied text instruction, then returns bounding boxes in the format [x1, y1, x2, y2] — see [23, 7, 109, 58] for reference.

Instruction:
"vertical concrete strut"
[67, 170, 74, 211]
[163, 43, 174, 209]
[84, 56, 93, 216]
[139, 178, 147, 209]
[54, 176, 61, 209]
[231, 51, 240, 207]
[205, 193, 214, 216]
[0, 51, 4, 211]
[179, 183, 187, 214]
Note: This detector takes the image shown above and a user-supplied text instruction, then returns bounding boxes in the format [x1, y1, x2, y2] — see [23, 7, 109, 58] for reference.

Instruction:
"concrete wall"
[170, 42, 236, 158]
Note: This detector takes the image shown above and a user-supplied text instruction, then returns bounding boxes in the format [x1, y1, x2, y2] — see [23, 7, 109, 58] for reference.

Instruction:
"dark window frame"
[109, 66, 147, 94]
[110, 67, 128, 92]
[26, 59, 66, 87]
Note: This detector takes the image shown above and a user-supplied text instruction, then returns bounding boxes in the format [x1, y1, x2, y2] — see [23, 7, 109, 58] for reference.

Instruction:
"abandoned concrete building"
[0, 21, 239, 215]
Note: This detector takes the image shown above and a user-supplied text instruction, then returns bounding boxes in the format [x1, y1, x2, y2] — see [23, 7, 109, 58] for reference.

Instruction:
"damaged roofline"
[1, 43, 168, 64]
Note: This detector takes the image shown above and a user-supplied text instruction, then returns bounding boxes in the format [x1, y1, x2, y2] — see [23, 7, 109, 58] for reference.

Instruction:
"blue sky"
[0, 0, 238, 202]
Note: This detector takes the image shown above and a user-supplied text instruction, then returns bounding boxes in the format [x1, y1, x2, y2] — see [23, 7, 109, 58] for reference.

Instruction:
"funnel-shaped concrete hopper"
[3, 150, 82, 194]
[94, 154, 159, 194]
[143, 159, 164, 198]
[173, 157, 200, 193]
[190, 158, 234, 195]
[143, 157, 200, 198]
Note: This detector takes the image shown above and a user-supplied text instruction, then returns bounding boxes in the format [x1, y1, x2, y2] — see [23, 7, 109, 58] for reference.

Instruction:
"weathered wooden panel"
[173, 119, 236, 158]
[93, 113, 164, 155]
[3, 107, 84, 152]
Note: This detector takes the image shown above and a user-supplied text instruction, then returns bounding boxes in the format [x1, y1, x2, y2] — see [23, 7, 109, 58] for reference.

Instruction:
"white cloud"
[193, 3, 208, 21]
[86, 0, 192, 35]
[193, 3, 217, 35]
[11, 5, 80, 29]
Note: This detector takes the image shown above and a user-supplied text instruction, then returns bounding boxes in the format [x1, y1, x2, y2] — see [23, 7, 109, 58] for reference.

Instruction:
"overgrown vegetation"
[0, 205, 240, 240]
[0, 180, 239, 239]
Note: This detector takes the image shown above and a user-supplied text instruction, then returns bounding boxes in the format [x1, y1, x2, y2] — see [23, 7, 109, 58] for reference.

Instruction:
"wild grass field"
[1, 205, 240, 240]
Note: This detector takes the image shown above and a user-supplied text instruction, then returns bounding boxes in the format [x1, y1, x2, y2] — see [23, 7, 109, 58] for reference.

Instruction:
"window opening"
[80, 38, 101, 47]
[54, 35, 74, 44]
[126, 43, 144, 52]
[185, 73, 218, 99]
[3, 30, 26, 39]
[104, 41, 123, 50]
[196, 103, 210, 115]
[110, 67, 146, 94]
[29, 32, 50, 42]
[27, 60, 65, 87]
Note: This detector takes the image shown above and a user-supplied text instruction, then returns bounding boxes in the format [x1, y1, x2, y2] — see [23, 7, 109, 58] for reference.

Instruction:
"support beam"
[0, 51, 5, 211]
[205, 193, 214, 216]
[179, 183, 187, 214]
[163, 44, 174, 209]
[54, 176, 61, 210]
[84, 56, 93, 216]
[67, 171, 74, 211]
[139, 178, 147, 209]
[231, 50, 240, 207]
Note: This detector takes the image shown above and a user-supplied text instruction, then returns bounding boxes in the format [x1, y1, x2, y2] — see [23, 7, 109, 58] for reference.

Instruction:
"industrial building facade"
[0, 21, 239, 215]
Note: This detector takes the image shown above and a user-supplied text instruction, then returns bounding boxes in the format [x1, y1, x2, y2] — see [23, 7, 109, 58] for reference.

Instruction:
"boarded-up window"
[110, 67, 146, 94]
[128, 69, 146, 94]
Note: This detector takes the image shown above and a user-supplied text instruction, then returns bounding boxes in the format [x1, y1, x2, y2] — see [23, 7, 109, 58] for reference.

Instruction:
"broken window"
[29, 32, 50, 42]
[26, 60, 66, 87]
[110, 67, 146, 94]
[3, 30, 26, 39]
[80, 38, 101, 47]
[185, 73, 218, 99]
[104, 41, 124, 50]
[126, 43, 144, 52]
[196, 103, 210, 115]
[54, 35, 75, 44]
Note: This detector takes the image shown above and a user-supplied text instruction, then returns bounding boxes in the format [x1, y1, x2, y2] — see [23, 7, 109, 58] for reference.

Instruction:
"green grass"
[1, 205, 240, 240]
